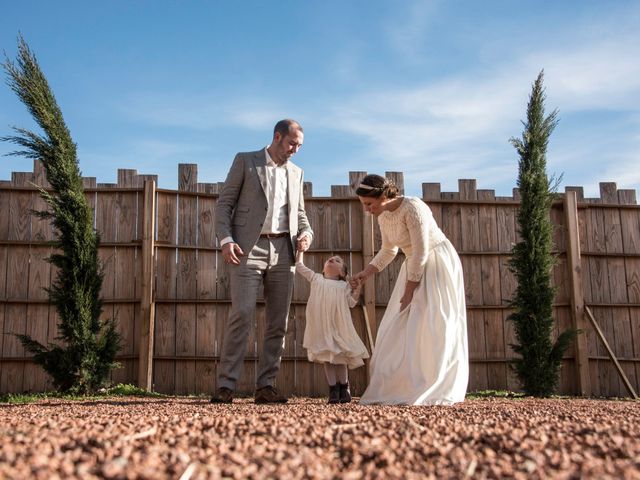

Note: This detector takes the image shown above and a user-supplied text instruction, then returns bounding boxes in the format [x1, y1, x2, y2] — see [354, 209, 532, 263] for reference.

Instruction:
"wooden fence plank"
[586, 201, 617, 396]
[0, 245, 6, 376]
[630, 307, 640, 393]
[293, 304, 312, 395]
[153, 304, 176, 393]
[598, 187, 626, 396]
[619, 190, 640, 393]
[459, 181, 486, 390]
[0, 305, 4, 388]
[112, 303, 135, 385]
[306, 200, 331, 250]
[115, 245, 136, 381]
[467, 309, 487, 392]
[330, 197, 351, 250]
[8, 191, 31, 242]
[157, 192, 177, 245]
[422, 183, 442, 226]
[0, 190, 10, 240]
[564, 191, 590, 396]
[116, 192, 138, 243]
[175, 305, 197, 394]
[478, 190, 505, 389]
[484, 309, 506, 390]
[138, 181, 156, 390]
[1, 304, 27, 392]
[440, 191, 462, 251]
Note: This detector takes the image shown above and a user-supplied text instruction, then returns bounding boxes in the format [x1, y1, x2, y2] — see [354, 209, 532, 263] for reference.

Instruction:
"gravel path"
[1, 397, 638, 479]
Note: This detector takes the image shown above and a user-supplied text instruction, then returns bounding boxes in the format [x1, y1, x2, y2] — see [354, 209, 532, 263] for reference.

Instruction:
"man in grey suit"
[211, 119, 313, 404]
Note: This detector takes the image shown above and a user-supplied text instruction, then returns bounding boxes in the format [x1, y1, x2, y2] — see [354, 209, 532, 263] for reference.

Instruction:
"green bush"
[2, 36, 121, 394]
[508, 71, 576, 396]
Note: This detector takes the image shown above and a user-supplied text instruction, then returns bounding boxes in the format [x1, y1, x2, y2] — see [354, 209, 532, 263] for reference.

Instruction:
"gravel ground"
[0, 396, 638, 479]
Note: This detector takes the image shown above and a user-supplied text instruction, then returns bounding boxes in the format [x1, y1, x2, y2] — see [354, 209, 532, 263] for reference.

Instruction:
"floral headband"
[358, 182, 389, 191]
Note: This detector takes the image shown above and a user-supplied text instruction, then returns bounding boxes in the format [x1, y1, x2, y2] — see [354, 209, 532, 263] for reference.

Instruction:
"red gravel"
[0, 397, 638, 479]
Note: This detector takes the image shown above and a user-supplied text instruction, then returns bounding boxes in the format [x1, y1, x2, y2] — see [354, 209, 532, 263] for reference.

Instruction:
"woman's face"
[359, 195, 391, 216]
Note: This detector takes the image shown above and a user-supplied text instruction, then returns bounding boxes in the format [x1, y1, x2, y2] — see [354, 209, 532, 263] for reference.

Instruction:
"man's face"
[272, 129, 303, 164]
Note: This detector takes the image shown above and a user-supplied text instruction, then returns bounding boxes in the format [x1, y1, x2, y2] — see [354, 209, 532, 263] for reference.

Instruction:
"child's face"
[323, 256, 346, 278]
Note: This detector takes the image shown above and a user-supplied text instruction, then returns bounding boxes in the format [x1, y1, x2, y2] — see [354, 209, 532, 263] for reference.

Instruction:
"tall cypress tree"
[508, 71, 575, 396]
[2, 36, 121, 393]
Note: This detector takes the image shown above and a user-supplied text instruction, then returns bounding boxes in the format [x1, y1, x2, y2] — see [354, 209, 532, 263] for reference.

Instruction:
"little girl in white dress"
[295, 251, 369, 403]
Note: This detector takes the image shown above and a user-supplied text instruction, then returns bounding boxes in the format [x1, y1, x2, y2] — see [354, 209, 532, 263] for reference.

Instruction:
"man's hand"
[222, 242, 244, 265]
[297, 235, 311, 252]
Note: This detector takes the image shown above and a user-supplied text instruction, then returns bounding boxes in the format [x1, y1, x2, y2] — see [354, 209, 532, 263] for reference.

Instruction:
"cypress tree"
[2, 35, 121, 393]
[508, 71, 575, 396]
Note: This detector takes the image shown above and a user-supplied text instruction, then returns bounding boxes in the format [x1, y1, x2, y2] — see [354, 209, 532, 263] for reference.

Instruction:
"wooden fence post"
[362, 211, 377, 351]
[564, 190, 591, 396]
[138, 180, 156, 390]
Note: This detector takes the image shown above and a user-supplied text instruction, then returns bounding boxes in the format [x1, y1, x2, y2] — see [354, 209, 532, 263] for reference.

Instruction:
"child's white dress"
[296, 263, 369, 368]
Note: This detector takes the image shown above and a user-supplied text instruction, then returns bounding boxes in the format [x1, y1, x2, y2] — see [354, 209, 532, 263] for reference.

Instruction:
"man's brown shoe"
[254, 385, 288, 404]
[210, 387, 233, 404]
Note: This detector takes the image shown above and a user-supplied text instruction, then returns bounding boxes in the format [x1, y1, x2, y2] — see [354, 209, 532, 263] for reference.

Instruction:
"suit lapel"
[253, 150, 268, 196]
[286, 163, 298, 214]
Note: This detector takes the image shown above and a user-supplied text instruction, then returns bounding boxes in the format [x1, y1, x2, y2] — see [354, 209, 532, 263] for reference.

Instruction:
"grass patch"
[465, 390, 589, 400]
[0, 383, 165, 404]
[466, 390, 526, 399]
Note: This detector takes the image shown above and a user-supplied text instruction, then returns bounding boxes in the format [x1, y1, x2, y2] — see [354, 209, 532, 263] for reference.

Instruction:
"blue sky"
[1, 1, 639, 198]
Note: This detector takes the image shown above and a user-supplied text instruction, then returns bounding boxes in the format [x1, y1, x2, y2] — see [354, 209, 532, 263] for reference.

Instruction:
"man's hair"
[274, 119, 303, 138]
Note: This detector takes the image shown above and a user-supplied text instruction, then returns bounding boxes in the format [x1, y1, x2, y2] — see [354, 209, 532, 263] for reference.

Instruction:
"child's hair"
[323, 255, 349, 281]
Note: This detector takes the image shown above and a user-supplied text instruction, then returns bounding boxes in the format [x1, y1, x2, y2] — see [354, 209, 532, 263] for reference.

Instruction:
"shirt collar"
[265, 147, 287, 168]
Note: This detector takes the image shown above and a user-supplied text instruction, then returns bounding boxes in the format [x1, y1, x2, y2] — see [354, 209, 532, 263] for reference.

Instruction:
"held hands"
[297, 235, 311, 252]
[352, 264, 379, 287]
[349, 271, 367, 289]
[222, 242, 244, 265]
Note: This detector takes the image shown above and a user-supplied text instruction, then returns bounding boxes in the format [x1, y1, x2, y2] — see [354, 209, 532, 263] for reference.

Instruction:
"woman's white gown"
[359, 197, 468, 405]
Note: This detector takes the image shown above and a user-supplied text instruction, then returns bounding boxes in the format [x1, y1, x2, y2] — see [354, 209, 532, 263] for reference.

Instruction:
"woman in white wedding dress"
[352, 174, 468, 405]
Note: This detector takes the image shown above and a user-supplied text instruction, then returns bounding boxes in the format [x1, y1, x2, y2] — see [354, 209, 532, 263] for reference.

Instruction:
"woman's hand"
[399, 280, 420, 312]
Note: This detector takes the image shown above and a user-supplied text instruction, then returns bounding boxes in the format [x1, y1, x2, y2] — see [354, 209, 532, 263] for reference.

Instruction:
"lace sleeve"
[405, 201, 431, 282]
[369, 222, 398, 272]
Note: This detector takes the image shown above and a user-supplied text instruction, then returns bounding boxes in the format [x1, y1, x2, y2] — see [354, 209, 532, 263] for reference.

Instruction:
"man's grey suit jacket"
[215, 149, 313, 263]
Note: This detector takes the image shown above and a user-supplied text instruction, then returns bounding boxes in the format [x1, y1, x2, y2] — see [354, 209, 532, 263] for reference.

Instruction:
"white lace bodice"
[370, 197, 446, 282]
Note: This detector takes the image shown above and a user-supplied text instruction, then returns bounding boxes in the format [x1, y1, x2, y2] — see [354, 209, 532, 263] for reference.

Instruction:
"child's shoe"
[328, 384, 340, 404]
[338, 382, 352, 403]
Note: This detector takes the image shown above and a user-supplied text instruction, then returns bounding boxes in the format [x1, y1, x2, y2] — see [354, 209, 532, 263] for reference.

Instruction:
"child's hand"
[296, 250, 303, 263]
[349, 277, 360, 289]
[297, 235, 310, 252]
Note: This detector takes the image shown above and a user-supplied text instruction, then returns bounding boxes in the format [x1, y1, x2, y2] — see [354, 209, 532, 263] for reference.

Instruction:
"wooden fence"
[0, 160, 639, 398]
